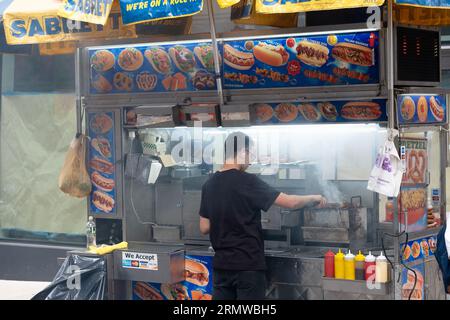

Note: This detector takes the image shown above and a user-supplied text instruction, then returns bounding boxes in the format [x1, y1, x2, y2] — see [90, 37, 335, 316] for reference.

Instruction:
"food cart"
[74, 0, 448, 300]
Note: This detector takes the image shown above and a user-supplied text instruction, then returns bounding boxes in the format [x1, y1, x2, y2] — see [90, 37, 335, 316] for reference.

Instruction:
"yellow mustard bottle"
[344, 250, 356, 280]
[334, 249, 345, 279]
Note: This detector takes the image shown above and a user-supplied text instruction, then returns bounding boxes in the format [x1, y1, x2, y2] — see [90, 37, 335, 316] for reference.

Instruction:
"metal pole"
[387, 0, 395, 131]
[386, 0, 401, 300]
[206, 0, 225, 106]
[75, 47, 82, 134]
[440, 121, 448, 225]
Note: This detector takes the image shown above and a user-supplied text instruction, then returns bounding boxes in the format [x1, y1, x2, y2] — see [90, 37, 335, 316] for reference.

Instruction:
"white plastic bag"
[367, 139, 403, 197]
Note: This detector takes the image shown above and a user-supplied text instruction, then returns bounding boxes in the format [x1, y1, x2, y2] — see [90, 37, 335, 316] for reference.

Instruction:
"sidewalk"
[0, 280, 50, 300]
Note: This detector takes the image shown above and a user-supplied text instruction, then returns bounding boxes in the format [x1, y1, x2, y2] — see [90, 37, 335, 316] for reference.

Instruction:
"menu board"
[400, 138, 427, 186]
[398, 94, 447, 125]
[223, 31, 379, 89]
[401, 262, 425, 301]
[132, 255, 213, 300]
[87, 112, 117, 215]
[89, 31, 380, 95]
[401, 235, 437, 263]
[89, 41, 217, 94]
[250, 99, 387, 125]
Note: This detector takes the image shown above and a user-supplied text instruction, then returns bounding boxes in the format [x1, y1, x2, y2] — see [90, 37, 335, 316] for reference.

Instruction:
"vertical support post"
[386, 0, 401, 300]
[75, 47, 83, 134]
[440, 123, 448, 224]
[206, 0, 225, 106]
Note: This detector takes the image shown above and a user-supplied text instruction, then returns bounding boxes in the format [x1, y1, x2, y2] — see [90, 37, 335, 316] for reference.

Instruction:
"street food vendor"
[198, 132, 327, 300]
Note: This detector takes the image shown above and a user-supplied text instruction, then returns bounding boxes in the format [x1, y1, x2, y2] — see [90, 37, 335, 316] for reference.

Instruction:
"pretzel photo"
[407, 150, 426, 184]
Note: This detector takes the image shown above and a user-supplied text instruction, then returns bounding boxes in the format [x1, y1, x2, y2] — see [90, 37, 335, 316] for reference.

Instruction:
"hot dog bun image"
[296, 41, 329, 67]
[402, 270, 424, 300]
[340, 101, 382, 120]
[90, 157, 114, 175]
[429, 96, 445, 122]
[92, 190, 115, 213]
[253, 42, 289, 67]
[91, 171, 115, 192]
[184, 259, 209, 286]
[134, 282, 163, 300]
[161, 283, 190, 300]
[223, 44, 255, 70]
[332, 42, 373, 67]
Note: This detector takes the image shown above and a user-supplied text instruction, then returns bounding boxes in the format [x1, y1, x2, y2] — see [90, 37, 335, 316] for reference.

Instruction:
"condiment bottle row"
[324, 249, 390, 283]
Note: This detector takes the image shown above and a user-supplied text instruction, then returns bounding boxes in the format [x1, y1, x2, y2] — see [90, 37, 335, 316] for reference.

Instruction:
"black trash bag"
[31, 254, 106, 300]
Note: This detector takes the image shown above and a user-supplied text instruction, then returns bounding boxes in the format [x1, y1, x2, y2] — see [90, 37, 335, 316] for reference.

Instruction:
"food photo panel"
[89, 41, 218, 94]
[223, 31, 379, 90]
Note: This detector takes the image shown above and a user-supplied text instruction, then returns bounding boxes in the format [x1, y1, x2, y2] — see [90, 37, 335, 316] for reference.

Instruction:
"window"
[0, 53, 85, 245]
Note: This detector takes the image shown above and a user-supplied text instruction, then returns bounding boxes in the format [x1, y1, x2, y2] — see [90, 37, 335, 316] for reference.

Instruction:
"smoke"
[311, 165, 344, 204]
[320, 180, 344, 204]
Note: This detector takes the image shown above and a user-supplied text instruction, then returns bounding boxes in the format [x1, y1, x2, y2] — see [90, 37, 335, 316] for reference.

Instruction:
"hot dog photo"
[253, 41, 289, 67]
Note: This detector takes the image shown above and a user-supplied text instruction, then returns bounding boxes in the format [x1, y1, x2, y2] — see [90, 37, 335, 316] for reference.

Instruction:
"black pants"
[212, 269, 266, 300]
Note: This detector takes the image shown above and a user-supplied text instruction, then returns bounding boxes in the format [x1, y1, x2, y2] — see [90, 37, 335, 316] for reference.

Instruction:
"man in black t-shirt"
[198, 132, 327, 300]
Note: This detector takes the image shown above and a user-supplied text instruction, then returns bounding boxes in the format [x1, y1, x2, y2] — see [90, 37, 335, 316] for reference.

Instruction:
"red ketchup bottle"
[324, 250, 335, 278]
[364, 251, 376, 282]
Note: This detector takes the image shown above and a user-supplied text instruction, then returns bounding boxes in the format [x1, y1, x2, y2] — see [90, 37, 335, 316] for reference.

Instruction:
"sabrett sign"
[4, 12, 136, 45]
[58, 0, 114, 25]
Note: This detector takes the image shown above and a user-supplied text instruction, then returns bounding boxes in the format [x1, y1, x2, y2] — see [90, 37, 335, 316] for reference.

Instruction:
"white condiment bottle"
[375, 251, 389, 283]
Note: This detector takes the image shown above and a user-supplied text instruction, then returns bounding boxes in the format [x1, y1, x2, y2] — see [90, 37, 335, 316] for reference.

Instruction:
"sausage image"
[92, 190, 115, 213]
[429, 96, 445, 122]
[340, 102, 382, 120]
[91, 171, 115, 192]
[296, 41, 329, 67]
[332, 42, 374, 67]
[253, 42, 289, 67]
[134, 282, 163, 300]
[223, 44, 255, 70]
[90, 157, 114, 175]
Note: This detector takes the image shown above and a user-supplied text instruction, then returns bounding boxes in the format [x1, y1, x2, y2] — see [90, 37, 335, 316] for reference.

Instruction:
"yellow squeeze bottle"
[344, 250, 356, 280]
[334, 249, 345, 279]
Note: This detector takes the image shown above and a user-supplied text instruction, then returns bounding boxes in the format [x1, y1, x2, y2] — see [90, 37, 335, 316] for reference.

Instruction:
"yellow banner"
[58, 0, 114, 26]
[232, 0, 298, 28]
[39, 41, 77, 55]
[4, 0, 135, 45]
[217, 0, 240, 9]
[394, 4, 450, 25]
[255, 0, 385, 14]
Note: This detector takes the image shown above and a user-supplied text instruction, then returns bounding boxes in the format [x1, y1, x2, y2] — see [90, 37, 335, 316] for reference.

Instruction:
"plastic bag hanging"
[58, 134, 92, 198]
[367, 130, 403, 197]
[31, 254, 106, 300]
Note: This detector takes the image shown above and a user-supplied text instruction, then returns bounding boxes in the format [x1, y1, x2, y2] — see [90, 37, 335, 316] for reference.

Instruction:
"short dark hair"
[224, 132, 252, 159]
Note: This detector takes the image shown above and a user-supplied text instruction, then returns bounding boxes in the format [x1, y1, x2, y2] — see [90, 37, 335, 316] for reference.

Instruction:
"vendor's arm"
[199, 216, 210, 235]
[275, 194, 327, 210]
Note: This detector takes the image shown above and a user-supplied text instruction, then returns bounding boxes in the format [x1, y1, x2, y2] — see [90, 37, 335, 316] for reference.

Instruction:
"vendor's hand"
[312, 195, 327, 208]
